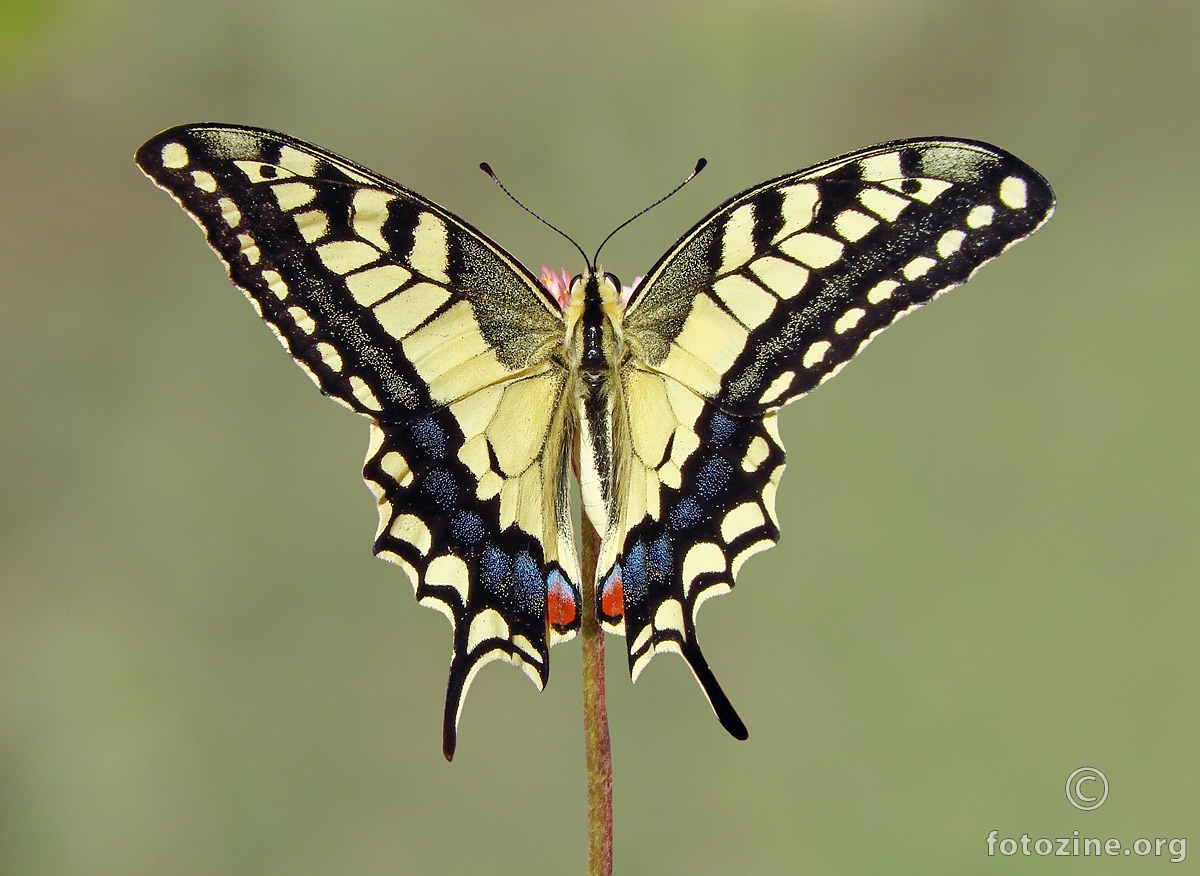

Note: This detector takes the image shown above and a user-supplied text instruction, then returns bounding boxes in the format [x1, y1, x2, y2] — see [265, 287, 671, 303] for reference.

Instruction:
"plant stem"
[580, 515, 613, 876]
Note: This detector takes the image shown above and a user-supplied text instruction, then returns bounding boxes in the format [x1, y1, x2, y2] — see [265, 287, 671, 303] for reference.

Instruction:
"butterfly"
[136, 124, 1054, 759]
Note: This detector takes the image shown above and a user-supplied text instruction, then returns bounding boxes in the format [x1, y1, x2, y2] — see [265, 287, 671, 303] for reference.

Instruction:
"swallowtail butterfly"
[136, 125, 1054, 759]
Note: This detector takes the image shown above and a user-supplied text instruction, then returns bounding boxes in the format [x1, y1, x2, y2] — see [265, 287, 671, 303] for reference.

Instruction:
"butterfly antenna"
[592, 158, 707, 267]
[480, 162, 591, 271]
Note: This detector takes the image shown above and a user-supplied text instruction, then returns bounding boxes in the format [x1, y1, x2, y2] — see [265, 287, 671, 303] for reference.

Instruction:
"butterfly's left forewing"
[136, 124, 582, 758]
[607, 139, 1054, 730]
[625, 139, 1055, 413]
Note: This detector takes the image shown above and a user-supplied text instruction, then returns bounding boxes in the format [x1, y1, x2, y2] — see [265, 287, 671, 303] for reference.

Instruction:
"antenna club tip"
[695, 157, 708, 173]
[479, 161, 495, 176]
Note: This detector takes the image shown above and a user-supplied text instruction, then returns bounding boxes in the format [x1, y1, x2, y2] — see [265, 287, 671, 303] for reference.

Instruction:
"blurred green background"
[2, 1, 1196, 874]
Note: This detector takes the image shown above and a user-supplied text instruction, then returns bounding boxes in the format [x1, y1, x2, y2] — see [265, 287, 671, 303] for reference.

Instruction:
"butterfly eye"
[569, 273, 583, 288]
[604, 272, 622, 290]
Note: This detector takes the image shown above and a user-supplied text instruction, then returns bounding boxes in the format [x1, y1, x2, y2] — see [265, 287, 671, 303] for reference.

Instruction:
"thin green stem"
[580, 516, 613, 876]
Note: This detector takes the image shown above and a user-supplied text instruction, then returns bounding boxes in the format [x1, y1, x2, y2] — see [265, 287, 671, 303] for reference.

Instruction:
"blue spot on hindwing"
[648, 533, 672, 589]
[696, 456, 733, 498]
[708, 411, 738, 446]
[451, 510, 485, 544]
[482, 546, 511, 590]
[411, 417, 446, 458]
[421, 468, 458, 508]
[669, 498, 702, 530]
[624, 540, 647, 603]
[513, 551, 545, 614]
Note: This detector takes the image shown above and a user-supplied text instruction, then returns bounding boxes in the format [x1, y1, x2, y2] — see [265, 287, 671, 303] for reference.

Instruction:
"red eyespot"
[547, 574, 577, 627]
[600, 569, 625, 620]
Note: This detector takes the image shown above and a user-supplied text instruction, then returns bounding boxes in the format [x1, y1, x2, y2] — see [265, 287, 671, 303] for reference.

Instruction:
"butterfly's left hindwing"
[136, 125, 582, 759]
[596, 366, 786, 738]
